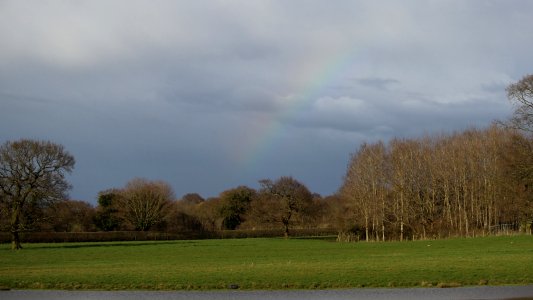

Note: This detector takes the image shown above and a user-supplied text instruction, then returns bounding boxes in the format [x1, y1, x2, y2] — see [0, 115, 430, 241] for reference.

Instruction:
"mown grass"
[0, 235, 532, 290]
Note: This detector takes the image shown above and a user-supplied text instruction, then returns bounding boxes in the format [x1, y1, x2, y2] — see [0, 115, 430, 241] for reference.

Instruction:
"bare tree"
[194, 197, 222, 231]
[46, 200, 95, 232]
[316, 194, 353, 232]
[341, 142, 387, 241]
[389, 139, 418, 241]
[0, 139, 75, 249]
[256, 176, 313, 238]
[165, 201, 205, 232]
[500, 133, 533, 186]
[119, 178, 174, 231]
[507, 74, 533, 132]
[340, 125, 533, 240]
[499, 132, 533, 230]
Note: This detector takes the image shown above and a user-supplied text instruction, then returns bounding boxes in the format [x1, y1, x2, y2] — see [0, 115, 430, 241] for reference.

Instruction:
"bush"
[336, 231, 360, 242]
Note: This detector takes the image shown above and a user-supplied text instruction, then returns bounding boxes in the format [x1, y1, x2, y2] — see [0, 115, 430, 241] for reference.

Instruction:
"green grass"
[1, 235, 532, 290]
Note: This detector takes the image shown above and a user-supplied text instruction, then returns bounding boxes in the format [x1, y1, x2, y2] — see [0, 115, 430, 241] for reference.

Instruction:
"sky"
[1, 1, 532, 204]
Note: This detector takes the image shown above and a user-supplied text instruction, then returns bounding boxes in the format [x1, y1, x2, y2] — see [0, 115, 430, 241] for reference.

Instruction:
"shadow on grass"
[290, 235, 338, 241]
[2, 240, 200, 250]
[0, 235, 340, 251]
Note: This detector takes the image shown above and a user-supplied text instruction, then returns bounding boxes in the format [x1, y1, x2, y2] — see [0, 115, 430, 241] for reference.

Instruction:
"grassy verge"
[0, 235, 532, 290]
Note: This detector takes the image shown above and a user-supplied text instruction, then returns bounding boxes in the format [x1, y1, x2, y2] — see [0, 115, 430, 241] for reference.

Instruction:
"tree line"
[1, 74, 532, 249]
[1, 173, 337, 242]
[341, 126, 532, 241]
[45, 176, 329, 237]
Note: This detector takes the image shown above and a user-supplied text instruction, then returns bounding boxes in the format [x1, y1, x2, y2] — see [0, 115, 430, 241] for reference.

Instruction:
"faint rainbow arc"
[239, 49, 359, 170]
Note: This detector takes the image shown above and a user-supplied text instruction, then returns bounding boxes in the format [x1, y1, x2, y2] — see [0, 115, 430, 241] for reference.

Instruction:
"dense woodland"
[1, 75, 533, 245]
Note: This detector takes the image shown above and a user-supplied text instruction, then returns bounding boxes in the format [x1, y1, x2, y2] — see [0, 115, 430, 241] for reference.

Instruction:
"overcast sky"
[1, 1, 532, 203]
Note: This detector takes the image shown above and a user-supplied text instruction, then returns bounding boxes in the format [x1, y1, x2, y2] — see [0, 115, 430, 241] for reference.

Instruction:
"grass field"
[1, 235, 532, 290]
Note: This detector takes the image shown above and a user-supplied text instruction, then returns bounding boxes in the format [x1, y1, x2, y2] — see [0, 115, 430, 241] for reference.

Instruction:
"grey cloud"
[1, 1, 532, 202]
[356, 78, 400, 91]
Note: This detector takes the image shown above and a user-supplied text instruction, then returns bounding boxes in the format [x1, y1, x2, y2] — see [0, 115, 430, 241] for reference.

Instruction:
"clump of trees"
[166, 177, 324, 236]
[341, 126, 533, 241]
[337, 73, 533, 241]
[85, 176, 324, 236]
[92, 179, 174, 231]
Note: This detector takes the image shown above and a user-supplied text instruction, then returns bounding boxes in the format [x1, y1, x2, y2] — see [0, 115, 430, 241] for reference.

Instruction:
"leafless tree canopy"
[0, 139, 75, 249]
[45, 200, 95, 232]
[341, 126, 533, 241]
[507, 74, 533, 132]
[119, 178, 174, 231]
[250, 176, 314, 238]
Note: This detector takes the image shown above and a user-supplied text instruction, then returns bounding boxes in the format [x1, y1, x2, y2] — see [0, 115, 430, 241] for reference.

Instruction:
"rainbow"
[238, 49, 360, 170]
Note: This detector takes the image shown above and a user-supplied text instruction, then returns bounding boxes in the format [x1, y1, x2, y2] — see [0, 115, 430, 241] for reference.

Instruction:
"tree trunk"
[11, 231, 22, 250]
[365, 216, 369, 242]
[282, 218, 290, 239]
[400, 192, 404, 242]
[11, 204, 23, 250]
[400, 221, 404, 242]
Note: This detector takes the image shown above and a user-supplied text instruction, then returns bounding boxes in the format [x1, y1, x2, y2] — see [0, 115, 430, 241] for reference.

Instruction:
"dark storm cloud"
[1, 1, 532, 202]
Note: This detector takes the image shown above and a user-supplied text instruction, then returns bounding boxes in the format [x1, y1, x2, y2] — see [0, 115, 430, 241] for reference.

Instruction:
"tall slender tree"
[341, 142, 387, 241]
